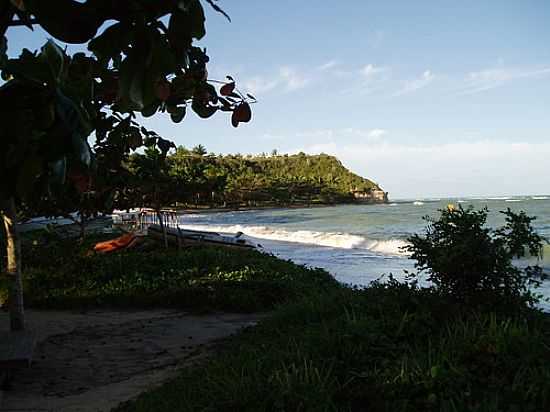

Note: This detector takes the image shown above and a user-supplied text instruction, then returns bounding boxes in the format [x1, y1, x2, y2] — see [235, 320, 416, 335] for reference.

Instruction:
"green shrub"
[405, 206, 547, 307]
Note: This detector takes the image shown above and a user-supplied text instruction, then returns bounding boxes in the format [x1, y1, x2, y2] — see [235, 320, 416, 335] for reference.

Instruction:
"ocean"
[179, 196, 550, 309]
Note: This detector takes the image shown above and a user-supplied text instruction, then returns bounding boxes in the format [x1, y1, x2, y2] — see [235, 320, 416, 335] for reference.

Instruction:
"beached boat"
[147, 224, 260, 250]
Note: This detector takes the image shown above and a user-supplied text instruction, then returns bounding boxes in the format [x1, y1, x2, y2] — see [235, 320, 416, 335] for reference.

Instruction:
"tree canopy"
[0, 0, 253, 331]
[0, 0, 254, 204]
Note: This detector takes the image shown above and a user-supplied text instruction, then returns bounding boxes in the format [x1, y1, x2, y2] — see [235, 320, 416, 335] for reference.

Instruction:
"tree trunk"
[1, 198, 25, 331]
[156, 209, 168, 248]
[79, 213, 87, 242]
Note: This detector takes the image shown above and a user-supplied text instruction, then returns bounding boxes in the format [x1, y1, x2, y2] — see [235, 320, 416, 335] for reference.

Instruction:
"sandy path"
[0, 309, 262, 412]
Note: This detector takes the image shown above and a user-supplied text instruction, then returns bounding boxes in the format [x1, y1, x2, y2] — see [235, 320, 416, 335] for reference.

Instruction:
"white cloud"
[279, 66, 310, 91]
[243, 66, 311, 95]
[293, 128, 388, 143]
[243, 76, 279, 95]
[458, 66, 550, 95]
[242, 63, 550, 99]
[367, 129, 387, 140]
[361, 64, 386, 79]
[318, 60, 339, 71]
[355, 64, 390, 95]
[393, 70, 434, 96]
[290, 140, 550, 198]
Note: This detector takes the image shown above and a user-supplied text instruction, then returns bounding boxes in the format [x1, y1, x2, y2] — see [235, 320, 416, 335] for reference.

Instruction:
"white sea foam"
[413, 201, 425, 206]
[505, 199, 523, 202]
[532, 196, 549, 200]
[178, 224, 409, 255]
[366, 239, 410, 255]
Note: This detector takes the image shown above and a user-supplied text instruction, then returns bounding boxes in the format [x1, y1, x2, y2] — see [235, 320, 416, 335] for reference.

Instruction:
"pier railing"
[137, 209, 181, 232]
[113, 209, 183, 232]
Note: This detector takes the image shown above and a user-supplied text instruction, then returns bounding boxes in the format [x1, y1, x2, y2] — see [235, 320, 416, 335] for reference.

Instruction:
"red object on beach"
[93, 233, 137, 253]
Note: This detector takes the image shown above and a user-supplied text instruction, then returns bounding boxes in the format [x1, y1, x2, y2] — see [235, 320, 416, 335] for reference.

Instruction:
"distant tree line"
[125, 146, 383, 209]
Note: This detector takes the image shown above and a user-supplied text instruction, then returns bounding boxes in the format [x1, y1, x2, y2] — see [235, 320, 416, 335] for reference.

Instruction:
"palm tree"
[192, 144, 207, 156]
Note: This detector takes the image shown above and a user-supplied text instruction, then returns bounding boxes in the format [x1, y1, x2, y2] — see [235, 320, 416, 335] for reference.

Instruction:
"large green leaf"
[23, 0, 102, 44]
[40, 40, 65, 82]
[88, 22, 133, 64]
[170, 106, 186, 123]
[4, 40, 69, 86]
[118, 42, 150, 111]
[141, 101, 161, 118]
[149, 28, 177, 76]
[55, 90, 92, 167]
[4, 49, 51, 84]
[169, 0, 206, 57]
[191, 99, 217, 119]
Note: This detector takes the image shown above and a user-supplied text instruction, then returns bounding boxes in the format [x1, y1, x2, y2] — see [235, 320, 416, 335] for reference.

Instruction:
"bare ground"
[0, 309, 262, 412]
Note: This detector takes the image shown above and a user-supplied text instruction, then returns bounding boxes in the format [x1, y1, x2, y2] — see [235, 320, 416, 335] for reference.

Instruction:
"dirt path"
[0, 309, 262, 412]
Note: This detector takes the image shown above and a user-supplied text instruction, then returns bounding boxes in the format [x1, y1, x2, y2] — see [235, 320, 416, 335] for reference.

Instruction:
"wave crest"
[178, 224, 409, 255]
[366, 239, 410, 255]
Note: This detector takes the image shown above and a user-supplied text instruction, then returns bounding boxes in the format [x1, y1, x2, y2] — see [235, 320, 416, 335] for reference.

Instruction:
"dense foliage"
[405, 206, 547, 307]
[125, 147, 384, 209]
[0, 0, 252, 204]
[19, 231, 338, 312]
[115, 282, 550, 412]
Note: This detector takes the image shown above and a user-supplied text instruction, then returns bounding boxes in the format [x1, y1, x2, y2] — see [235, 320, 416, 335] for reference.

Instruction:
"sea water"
[179, 196, 550, 309]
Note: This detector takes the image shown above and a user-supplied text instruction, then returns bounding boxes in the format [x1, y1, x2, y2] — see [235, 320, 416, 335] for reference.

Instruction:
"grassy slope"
[20, 232, 338, 312]
[116, 283, 550, 412]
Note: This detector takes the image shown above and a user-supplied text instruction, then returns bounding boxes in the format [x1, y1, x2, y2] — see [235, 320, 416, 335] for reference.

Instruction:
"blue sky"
[7, 1, 550, 198]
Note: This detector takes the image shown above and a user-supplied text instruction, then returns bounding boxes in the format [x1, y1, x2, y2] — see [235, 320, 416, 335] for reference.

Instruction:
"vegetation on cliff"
[125, 146, 385, 209]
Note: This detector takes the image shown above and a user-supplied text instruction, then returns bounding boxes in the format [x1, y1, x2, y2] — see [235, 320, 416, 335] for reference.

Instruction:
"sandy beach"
[0, 309, 263, 412]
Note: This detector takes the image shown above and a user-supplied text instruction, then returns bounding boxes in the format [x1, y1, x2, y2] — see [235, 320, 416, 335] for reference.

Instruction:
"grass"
[115, 281, 550, 412]
[17, 230, 338, 312]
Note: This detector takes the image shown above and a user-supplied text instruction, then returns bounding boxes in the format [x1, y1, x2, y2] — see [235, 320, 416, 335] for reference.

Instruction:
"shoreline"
[172, 201, 388, 215]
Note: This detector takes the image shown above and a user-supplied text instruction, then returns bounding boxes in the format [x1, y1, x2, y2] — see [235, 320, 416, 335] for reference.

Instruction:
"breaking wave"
[178, 224, 409, 256]
[366, 239, 410, 255]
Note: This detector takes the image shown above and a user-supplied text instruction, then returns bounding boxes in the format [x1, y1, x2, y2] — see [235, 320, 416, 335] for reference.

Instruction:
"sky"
[7, 0, 550, 198]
